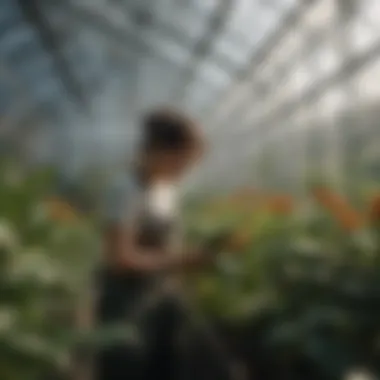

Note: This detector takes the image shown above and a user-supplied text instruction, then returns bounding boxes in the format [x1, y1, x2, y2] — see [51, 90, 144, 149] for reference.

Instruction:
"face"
[143, 148, 199, 181]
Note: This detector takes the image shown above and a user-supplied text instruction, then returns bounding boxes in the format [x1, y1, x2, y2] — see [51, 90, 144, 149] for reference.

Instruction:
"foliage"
[0, 161, 99, 380]
[2, 157, 380, 380]
[186, 187, 380, 379]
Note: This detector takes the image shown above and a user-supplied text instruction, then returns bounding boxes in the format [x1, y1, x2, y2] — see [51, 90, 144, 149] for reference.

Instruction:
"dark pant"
[94, 271, 183, 380]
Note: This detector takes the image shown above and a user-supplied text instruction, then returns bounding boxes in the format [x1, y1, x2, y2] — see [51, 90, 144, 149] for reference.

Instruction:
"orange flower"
[265, 194, 294, 215]
[226, 229, 253, 252]
[311, 187, 363, 232]
[235, 187, 257, 200]
[227, 187, 259, 209]
[368, 194, 380, 224]
[45, 197, 78, 222]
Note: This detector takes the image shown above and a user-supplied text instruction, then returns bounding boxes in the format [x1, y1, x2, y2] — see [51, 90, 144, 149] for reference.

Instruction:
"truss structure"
[0, 0, 379, 190]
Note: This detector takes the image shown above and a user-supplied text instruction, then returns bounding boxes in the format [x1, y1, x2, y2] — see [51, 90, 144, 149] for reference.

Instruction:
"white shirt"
[103, 173, 182, 254]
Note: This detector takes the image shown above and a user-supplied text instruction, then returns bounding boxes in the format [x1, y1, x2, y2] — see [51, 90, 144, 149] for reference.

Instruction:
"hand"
[202, 231, 231, 252]
[181, 248, 216, 271]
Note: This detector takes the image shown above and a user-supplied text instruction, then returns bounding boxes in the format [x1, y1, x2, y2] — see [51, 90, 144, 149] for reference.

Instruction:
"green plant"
[185, 187, 380, 378]
[0, 161, 98, 380]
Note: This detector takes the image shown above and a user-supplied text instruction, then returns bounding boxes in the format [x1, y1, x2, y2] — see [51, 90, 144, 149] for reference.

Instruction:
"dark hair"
[141, 108, 203, 152]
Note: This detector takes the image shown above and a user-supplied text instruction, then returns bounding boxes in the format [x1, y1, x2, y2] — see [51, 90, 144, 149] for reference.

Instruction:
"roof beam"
[17, 0, 88, 110]
[113, 0, 237, 72]
[205, 39, 380, 182]
[202, 0, 317, 123]
[55, 0, 237, 77]
[51, 0, 151, 59]
[257, 39, 380, 134]
[170, 0, 233, 104]
[209, 19, 324, 137]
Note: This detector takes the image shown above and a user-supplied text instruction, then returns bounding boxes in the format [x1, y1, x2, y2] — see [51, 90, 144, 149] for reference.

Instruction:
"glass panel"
[191, 0, 219, 15]
[348, 18, 379, 55]
[270, 28, 303, 68]
[0, 80, 13, 113]
[157, 0, 210, 42]
[195, 59, 230, 87]
[139, 58, 183, 108]
[354, 56, 380, 104]
[321, 85, 348, 117]
[209, 81, 251, 125]
[211, 31, 251, 66]
[0, 25, 35, 56]
[308, 35, 342, 80]
[185, 80, 221, 112]
[145, 32, 191, 64]
[226, 0, 276, 41]
[301, 0, 337, 29]
[32, 81, 62, 103]
[283, 60, 310, 100]
[357, 0, 380, 30]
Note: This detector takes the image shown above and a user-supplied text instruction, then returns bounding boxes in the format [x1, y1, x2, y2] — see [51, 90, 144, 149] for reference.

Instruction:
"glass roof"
[1, 0, 380, 189]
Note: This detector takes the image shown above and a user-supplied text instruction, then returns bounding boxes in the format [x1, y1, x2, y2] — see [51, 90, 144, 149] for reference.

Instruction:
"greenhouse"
[0, 0, 380, 379]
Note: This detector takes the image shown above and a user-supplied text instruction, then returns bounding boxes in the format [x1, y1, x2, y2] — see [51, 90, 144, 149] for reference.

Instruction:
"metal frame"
[203, 0, 317, 123]
[170, 0, 233, 104]
[17, 0, 87, 109]
[53, 0, 237, 71]
[2, 0, 380, 191]
[198, 0, 380, 190]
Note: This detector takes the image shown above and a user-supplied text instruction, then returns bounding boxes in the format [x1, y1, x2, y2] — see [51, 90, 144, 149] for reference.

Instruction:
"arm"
[103, 223, 202, 273]
[102, 177, 202, 274]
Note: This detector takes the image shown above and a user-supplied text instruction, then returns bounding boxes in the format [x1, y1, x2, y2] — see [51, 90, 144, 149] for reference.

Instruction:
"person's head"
[138, 108, 205, 181]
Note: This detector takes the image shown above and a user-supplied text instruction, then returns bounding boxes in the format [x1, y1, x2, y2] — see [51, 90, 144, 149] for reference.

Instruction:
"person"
[91, 108, 210, 380]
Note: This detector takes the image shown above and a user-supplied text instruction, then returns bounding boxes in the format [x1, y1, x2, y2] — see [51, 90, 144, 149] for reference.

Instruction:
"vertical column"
[336, 0, 358, 196]
[295, 110, 310, 193]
